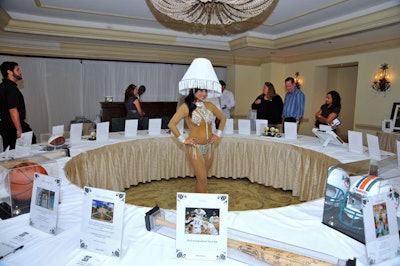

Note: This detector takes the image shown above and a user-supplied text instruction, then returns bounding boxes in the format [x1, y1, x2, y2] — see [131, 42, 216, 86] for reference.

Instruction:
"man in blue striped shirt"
[282, 77, 305, 131]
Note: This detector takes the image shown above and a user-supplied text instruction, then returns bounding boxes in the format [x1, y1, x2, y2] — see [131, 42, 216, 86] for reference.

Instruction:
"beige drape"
[64, 136, 339, 201]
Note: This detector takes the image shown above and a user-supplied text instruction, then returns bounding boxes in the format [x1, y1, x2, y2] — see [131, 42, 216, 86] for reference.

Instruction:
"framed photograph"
[80, 186, 125, 257]
[176, 192, 228, 261]
[363, 193, 399, 265]
[29, 173, 61, 235]
[390, 103, 400, 132]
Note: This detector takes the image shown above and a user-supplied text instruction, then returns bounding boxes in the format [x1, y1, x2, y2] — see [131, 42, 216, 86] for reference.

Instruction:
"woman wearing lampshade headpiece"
[168, 58, 226, 193]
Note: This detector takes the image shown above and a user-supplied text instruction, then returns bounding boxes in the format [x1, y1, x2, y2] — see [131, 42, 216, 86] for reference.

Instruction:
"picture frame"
[390, 102, 400, 132]
[176, 192, 228, 261]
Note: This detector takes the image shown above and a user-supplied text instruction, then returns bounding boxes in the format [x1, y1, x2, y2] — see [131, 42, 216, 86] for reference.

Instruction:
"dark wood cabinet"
[100, 101, 178, 122]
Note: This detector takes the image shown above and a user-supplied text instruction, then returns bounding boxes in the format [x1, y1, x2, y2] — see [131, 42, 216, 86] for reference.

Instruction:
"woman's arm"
[168, 104, 188, 139]
[133, 99, 144, 117]
[251, 96, 262, 109]
[316, 111, 338, 125]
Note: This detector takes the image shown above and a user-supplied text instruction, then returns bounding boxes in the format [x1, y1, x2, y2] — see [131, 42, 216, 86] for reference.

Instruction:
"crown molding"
[0, 7, 11, 29]
[228, 7, 400, 51]
[4, 19, 178, 46]
[274, 6, 400, 48]
[281, 39, 400, 63]
[0, 35, 235, 66]
[0, 35, 398, 67]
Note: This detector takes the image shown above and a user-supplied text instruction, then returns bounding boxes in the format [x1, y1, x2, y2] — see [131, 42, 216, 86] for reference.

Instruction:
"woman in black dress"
[251, 81, 283, 126]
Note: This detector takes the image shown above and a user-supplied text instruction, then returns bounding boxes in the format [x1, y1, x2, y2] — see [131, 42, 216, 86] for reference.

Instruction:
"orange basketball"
[9, 162, 48, 201]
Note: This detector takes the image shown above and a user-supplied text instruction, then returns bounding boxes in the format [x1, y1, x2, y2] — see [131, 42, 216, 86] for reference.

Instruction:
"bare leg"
[188, 147, 214, 193]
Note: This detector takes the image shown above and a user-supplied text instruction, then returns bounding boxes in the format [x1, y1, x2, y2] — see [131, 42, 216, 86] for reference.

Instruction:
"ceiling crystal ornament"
[148, 0, 276, 25]
[371, 63, 391, 94]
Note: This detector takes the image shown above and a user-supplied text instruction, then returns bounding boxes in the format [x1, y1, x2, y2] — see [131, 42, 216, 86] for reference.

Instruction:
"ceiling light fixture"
[148, 0, 276, 25]
[372, 63, 390, 94]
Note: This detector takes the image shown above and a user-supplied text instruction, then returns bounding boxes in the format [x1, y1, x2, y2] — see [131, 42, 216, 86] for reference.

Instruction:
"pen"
[0, 245, 24, 260]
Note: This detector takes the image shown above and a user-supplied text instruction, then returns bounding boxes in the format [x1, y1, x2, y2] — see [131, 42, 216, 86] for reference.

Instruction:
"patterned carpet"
[124, 177, 302, 211]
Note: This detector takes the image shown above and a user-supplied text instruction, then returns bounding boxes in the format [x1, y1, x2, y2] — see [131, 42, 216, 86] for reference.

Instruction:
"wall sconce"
[372, 63, 390, 93]
[294, 72, 302, 88]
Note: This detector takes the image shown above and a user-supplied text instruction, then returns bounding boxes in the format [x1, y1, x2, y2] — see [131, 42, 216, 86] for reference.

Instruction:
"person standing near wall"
[124, 84, 145, 129]
[0, 61, 37, 150]
[219, 80, 235, 119]
[315, 90, 341, 132]
[138, 85, 146, 101]
[251, 81, 283, 126]
[281, 76, 305, 131]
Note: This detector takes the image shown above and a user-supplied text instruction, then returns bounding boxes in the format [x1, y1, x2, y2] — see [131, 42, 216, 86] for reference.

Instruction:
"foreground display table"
[0, 133, 397, 266]
[1, 177, 398, 265]
[64, 132, 381, 201]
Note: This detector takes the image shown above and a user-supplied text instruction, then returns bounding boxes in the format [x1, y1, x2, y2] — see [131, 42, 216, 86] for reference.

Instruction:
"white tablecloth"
[0, 132, 398, 265]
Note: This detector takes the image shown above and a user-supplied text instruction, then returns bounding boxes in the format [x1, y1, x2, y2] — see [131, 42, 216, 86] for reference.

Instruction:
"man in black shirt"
[0, 61, 36, 151]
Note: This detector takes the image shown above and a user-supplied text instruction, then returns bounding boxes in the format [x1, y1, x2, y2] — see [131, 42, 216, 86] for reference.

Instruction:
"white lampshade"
[178, 58, 221, 99]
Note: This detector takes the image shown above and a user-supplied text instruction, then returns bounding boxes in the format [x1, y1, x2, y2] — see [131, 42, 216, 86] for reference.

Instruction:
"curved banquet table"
[64, 133, 373, 201]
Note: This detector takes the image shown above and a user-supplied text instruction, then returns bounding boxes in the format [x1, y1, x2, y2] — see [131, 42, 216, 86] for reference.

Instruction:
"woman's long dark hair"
[328, 90, 341, 109]
[124, 84, 136, 102]
[184, 88, 200, 118]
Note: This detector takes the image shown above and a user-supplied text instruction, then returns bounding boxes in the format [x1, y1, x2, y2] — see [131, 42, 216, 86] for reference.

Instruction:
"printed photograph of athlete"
[184, 207, 219, 235]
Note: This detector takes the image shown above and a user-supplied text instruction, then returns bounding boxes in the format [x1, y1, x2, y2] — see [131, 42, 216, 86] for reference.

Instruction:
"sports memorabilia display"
[0, 149, 68, 219]
[146, 205, 354, 265]
[322, 159, 400, 245]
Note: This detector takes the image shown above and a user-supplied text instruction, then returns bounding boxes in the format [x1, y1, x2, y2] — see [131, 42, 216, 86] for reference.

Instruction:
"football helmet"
[340, 175, 392, 230]
[324, 166, 350, 210]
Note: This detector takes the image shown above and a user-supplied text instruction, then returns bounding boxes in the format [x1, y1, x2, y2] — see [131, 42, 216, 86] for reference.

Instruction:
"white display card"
[80, 186, 125, 257]
[176, 192, 228, 261]
[367, 134, 381, 161]
[96, 122, 109, 142]
[284, 122, 297, 140]
[319, 124, 332, 131]
[238, 119, 251, 135]
[14, 131, 33, 158]
[70, 123, 83, 145]
[148, 118, 162, 136]
[52, 125, 64, 136]
[348, 130, 363, 154]
[0, 231, 37, 260]
[223, 119, 234, 135]
[124, 119, 138, 137]
[363, 193, 400, 265]
[29, 173, 61, 235]
[255, 119, 268, 136]
[65, 250, 113, 266]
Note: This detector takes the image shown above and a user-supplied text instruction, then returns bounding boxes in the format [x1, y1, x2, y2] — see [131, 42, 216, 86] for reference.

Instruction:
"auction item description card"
[363, 193, 399, 265]
[80, 186, 125, 257]
[176, 192, 228, 261]
[29, 173, 61, 235]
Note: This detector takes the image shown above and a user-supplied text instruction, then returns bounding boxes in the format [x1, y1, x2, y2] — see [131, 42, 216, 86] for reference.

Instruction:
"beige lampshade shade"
[178, 58, 221, 98]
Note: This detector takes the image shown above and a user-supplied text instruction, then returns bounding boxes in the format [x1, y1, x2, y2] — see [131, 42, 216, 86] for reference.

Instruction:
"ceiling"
[0, 0, 399, 64]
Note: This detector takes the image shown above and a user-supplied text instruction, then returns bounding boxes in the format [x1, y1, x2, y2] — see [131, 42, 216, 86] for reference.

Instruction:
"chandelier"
[148, 0, 276, 25]
[371, 63, 391, 94]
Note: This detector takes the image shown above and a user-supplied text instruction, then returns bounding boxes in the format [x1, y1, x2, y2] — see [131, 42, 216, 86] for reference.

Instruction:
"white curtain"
[0, 56, 226, 137]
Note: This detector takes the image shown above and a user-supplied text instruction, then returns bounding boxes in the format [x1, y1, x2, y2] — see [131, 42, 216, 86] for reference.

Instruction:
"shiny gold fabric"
[377, 131, 400, 153]
[64, 136, 339, 201]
